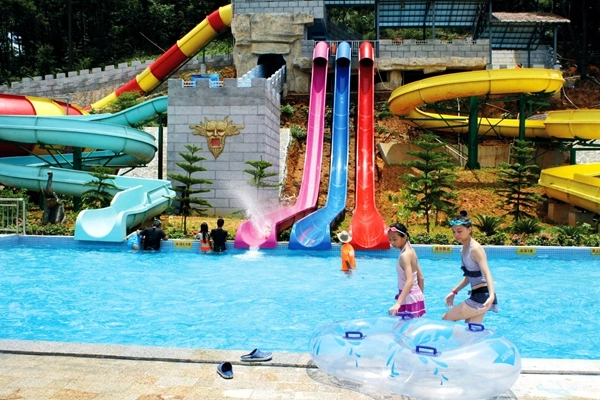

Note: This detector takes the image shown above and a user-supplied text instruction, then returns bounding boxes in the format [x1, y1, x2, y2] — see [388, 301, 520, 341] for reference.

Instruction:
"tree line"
[1, 0, 598, 86]
[0, 0, 229, 86]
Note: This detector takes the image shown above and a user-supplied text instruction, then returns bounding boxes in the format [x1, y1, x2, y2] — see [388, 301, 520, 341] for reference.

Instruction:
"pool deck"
[0, 341, 598, 399]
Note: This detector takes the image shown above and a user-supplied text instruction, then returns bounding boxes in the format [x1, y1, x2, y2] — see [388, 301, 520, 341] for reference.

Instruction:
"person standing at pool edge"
[387, 223, 426, 317]
[140, 220, 168, 250]
[337, 230, 356, 272]
[444, 210, 497, 323]
[195, 222, 212, 252]
[210, 218, 227, 252]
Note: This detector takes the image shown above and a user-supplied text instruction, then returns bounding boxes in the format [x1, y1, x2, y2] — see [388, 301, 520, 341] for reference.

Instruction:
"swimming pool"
[1, 236, 599, 360]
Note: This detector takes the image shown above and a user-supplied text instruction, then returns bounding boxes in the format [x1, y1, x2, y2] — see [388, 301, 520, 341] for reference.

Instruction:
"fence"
[0, 198, 26, 235]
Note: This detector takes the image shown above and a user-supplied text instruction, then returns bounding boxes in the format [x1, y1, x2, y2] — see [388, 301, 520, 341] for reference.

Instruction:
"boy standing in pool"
[140, 220, 168, 251]
[387, 223, 426, 317]
[444, 210, 497, 323]
[337, 230, 356, 272]
[210, 218, 228, 252]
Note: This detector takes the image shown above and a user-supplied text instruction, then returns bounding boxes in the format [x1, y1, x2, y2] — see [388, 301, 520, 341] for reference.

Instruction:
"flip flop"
[240, 348, 273, 362]
[217, 362, 233, 379]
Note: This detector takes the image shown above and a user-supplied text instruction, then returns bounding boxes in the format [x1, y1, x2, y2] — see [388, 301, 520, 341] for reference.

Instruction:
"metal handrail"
[0, 198, 27, 235]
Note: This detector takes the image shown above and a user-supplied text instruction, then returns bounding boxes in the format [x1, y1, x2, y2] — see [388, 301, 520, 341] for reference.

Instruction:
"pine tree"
[243, 156, 280, 198]
[400, 133, 458, 232]
[167, 144, 213, 233]
[81, 166, 118, 209]
[495, 139, 542, 221]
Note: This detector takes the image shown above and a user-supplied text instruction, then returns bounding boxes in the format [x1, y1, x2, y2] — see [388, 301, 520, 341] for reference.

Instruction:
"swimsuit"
[394, 241, 426, 317]
[462, 239, 498, 312]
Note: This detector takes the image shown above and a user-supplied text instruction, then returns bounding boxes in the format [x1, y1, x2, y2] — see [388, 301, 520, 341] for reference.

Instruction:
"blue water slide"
[0, 96, 175, 242]
[288, 42, 351, 249]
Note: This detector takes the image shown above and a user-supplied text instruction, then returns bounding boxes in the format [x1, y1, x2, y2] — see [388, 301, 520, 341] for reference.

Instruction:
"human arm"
[444, 276, 469, 308]
[389, 252, 414, 315]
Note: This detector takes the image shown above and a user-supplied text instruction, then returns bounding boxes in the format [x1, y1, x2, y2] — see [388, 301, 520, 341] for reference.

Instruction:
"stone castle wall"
[0, 55, 233, 105]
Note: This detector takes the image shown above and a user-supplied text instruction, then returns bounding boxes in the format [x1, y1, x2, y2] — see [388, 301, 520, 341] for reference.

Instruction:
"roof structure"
[476, 12, 570, 50]
[323, 0, 570, 51]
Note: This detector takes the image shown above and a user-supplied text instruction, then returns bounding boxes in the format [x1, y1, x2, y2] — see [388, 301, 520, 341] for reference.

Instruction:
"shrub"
[511, 219, 541, 235]
[409, 232, 450, 244]
[290, 124, 307, 140]
[523, 232, 556, 246]
[26, 222, 74, 236]
[472, 214, 504, 236]
[280, 104, 295, 116]
[476, 232, 508, 245]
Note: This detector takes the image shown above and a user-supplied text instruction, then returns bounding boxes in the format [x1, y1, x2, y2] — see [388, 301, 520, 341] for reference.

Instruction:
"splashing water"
[223, 181, 276, 237]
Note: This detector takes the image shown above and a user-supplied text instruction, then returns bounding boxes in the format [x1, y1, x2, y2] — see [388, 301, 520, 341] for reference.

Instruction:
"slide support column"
[158, 114, 164, 180]
[518, 94, 527, 141]
[467, 96, 480, 169]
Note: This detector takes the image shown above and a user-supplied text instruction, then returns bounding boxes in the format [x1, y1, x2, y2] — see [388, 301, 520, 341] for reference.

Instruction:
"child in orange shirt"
[337, 230, 356, 272]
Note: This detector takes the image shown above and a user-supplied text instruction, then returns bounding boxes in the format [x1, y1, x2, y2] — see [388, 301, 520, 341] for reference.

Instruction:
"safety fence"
[0, 198, 27, 235]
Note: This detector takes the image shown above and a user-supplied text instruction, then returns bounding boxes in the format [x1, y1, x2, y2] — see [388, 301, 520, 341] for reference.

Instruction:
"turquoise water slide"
[0, 97, 175, 242]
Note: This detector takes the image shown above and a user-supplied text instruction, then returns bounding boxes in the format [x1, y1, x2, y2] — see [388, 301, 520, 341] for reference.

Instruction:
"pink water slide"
[348, 42, 390, 250]
[233, 42, 329, 249]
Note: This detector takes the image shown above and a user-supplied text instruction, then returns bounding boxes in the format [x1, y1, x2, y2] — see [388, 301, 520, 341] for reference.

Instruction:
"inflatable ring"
[309, 315, 521, 400]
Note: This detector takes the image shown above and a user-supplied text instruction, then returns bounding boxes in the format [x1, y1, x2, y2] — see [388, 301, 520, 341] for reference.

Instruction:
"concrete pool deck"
[0, 340, 598, 399]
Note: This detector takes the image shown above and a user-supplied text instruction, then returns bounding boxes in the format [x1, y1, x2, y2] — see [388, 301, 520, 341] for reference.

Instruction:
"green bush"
[280, 104, 295, 116]
[26, 222, 74, 236]
[472, 214, 504, 237]
[290, 124, 307, 141]
[475, 232, 508, 245]
[511, 219, 541, 235]
[523, 232, 556, 246]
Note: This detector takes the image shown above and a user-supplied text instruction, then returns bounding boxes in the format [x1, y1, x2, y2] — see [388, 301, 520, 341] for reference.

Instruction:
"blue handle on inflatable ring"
[400, 312, 415, 320]
[344, 331, 365, 340]
[415, 345, 439, 356]
[467, 322, 485, 332]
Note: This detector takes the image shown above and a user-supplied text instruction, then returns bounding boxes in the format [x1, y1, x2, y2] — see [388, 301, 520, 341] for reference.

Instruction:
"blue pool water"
[0, 243, 599, 360]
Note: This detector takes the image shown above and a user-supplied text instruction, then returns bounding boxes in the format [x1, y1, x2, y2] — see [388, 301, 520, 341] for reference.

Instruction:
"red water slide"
[348, 42, 390, 250]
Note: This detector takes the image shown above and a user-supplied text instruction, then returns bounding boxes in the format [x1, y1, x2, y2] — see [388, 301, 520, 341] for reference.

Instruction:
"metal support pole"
[488, 1, 493, 68]
[158, 114, 164, 180]
[467, 96, 481, 169]
[518, 94, 527, 140]
[570, 148, 576, 165]
[553, 26, 558, 68]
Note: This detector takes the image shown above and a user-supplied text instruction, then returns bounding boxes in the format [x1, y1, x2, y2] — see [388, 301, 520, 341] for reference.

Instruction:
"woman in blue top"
[443, 210, 497, 324]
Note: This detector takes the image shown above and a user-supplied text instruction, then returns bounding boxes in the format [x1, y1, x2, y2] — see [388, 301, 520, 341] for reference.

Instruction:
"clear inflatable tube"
[309, 315, 521, 400]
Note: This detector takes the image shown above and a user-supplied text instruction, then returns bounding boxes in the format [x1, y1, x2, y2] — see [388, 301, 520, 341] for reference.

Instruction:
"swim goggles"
[449, 219, 470, 226]
[386, 226, 407, 236]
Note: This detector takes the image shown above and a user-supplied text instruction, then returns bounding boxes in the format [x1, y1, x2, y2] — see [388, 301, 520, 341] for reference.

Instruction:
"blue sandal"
[217, 362, 233, 379]
[241, 348, 272, 362]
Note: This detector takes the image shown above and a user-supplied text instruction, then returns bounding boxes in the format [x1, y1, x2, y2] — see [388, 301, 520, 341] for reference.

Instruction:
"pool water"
[0, 246, 598, 359]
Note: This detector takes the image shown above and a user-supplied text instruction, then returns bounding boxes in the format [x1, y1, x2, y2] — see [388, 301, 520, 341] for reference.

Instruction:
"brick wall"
[167, 78, 281, 216]
[234, 0, 324, 18]
[0, 55, 233, 99]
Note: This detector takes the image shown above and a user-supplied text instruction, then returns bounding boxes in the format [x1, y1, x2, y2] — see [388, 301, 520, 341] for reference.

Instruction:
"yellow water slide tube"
[388, 68, 564, 138]
[540, 164, 600, 214]
[387, 68, 600, 215]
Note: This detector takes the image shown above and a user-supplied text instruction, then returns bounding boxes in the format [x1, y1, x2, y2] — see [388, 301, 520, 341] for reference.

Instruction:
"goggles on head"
[449, 219, 470, 227]
[386, 226, 407, 237]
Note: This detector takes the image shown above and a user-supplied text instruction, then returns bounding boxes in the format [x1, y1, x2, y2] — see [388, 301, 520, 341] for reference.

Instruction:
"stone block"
[547, 203, 577, 224]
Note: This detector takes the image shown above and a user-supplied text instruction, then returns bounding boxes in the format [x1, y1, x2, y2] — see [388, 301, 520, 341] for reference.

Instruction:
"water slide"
[90, 4, 232, 110]
[0, 96, 175, 241]
[347, 42, 390, 250]
[288, 42, 351, 250]
[387, 69, 600, 215]
[234, 41, 329, 249]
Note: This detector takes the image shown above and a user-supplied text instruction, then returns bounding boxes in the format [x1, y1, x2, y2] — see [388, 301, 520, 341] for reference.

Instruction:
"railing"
[238, 64, 266, 87]
[267, 65, 286, 97]
[0, 198, 27, 235]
